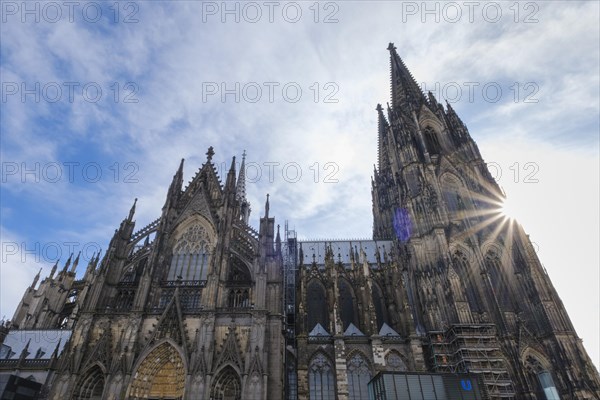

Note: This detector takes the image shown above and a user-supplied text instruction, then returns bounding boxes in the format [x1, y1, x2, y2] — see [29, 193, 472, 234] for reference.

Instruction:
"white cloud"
[1, 0, 597, 369]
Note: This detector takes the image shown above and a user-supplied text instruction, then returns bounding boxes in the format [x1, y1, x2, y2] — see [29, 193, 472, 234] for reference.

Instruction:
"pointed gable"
[175, 186, 216, 229]
[148, 290, 187, 352]
[309, 323, 330, 337]
[176, 148, 224, 227]
[344, 323, 365, 337]
[378, 323, 400, 337]
[81, 328, 112, 370]
[214, 326, 244, 371]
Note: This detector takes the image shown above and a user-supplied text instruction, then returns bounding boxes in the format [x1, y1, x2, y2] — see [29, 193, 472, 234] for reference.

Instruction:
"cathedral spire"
[49, 259, 58, 279]
[70, 251, 80, 273]
[224, 156, 237, 194]
[275, 224, 281, 252]
[237, 151, 251, 224]
[31, 268, 42, 289]
[50, 339, 62, 360]
[264, 194, 270, 218]
[127, 198, 137, 222]
[236, 150, 247, 202]
[170, 159, 184, 191]
[376, 103, 390, 172]
[19, 339, 31, 362]
[62, 253, 73, 273]
[84, 253, 96, 278]
[165, 159, 184, 209]
[388, 42, 427, 112]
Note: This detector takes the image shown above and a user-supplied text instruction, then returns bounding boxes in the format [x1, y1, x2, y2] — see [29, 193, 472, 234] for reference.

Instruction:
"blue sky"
[1, 1, 598, 367]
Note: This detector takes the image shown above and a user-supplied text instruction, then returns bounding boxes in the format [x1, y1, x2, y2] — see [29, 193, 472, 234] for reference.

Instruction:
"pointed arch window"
[73, 365, 105, 400]
[307, 281, 329, 333]
[226, 256, 252, 309]
[228, 257, 252, 283]
[441, 174, 464, 218]
[371, 283, 389, 330]
[423, 127, 441, 155]
[347, 353, 372, 400]
[211, 366, 241, 400]
[453, 252, 482, 313]
[385, 351, 407, 371]
[168, 224, 212, 283]
[309, 353, 335, 400]
[287, 361, 298, 400]
[338, 279, 358, 330]
[524, 355, 560, 400]
[485, 252, 513, 310]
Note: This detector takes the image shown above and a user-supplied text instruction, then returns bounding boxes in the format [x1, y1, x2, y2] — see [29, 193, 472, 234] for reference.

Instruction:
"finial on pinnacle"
[376, 103, 383, 111]
[265, 193, 270, 217]
[387, 42, 396, 52]
[206, 146, 215, 161]
[242, 150, 246, 160]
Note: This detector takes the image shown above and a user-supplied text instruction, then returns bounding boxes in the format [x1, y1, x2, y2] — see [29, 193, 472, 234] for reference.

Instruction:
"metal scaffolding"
[283, 221, 298, 400]
[428, 324, 515, 399]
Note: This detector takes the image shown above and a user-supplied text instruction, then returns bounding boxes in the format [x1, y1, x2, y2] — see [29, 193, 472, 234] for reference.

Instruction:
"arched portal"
[128, 342, 185, 400]
[72, 364, 105, 400]
[210, 366, 242, 400]
[523, 351, 560, 400]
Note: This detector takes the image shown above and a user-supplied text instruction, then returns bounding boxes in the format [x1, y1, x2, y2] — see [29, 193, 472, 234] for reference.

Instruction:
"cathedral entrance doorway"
[128, 342, 186, 399]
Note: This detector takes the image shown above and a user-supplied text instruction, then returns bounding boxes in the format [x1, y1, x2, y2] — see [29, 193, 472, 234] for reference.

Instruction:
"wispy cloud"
[1, 0, 598, 366]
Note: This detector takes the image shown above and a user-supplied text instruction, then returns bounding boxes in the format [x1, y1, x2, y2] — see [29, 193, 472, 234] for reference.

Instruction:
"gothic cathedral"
[1, 44, 598, 400]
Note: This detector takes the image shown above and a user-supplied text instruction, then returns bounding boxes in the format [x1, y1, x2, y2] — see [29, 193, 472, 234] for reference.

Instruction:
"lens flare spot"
[393, 207, 412, 243]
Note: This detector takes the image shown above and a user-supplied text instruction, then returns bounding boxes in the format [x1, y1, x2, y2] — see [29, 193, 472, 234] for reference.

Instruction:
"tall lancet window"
[347, 353, 372, 400]
[309, 353, 335, 400]
[168, 224, 212, 283]
[423, 127, 441, 155]
[485, 252, 513, 310]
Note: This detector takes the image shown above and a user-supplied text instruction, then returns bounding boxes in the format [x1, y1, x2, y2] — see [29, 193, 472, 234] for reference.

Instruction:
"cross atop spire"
[206, 146, 215, 162]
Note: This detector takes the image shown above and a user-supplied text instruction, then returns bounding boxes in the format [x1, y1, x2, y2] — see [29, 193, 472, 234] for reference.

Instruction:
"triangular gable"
[248, 347, 264, 375]
[148, 289, 187, 353]
[214, 326, 243, 371]
[344, 323, 365, 337]
[174, 186, 216, 229]
[309, 323, 330, 337]
[81, 328, 112, 370]
[379, 323, 400, 337]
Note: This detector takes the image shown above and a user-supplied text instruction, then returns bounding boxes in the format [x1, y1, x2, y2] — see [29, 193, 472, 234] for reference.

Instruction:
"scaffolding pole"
[283, 221, 298, 400]
[428, 324, 516, 399]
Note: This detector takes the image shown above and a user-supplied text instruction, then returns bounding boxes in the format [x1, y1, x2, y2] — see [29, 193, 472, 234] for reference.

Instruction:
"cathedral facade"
[1, 44, 599, 400]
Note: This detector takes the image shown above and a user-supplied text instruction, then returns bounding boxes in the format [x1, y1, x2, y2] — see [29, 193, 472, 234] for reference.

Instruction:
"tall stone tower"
[369, 43, 600, 399]
[1, 43, 598, 400]
[6, 148, 285, 399]
[290, 43, 599, 400]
